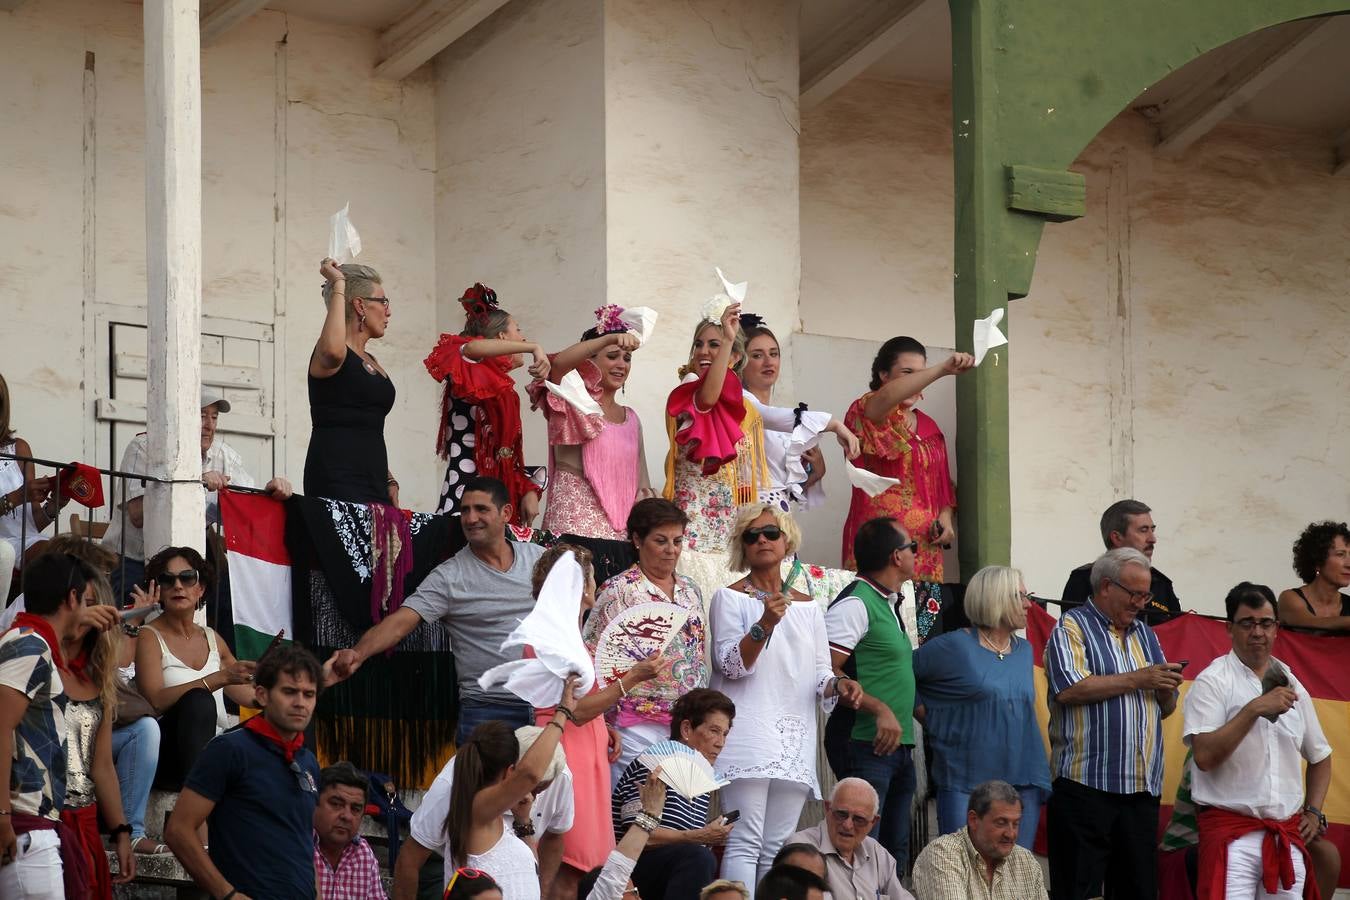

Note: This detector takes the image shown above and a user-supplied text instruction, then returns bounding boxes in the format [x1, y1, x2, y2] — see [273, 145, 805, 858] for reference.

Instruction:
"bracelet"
[0, 809, 10, 816]
[633, 812, 660, 833]
[546, 721, 565, 735]
[200, 677, 211, 693]
[122, 623, 142, 638]
[387, 478, 399, 486]
[615, 676, 628, 698]
[0, 494, 13, 517]
[557, 706, 579, 724]
[513, 821, 537, 837]
[220, 891, 238, 900]
[109, 823, 132, 837]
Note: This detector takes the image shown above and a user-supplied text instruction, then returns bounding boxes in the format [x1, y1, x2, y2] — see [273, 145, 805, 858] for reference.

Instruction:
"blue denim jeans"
[455, 696, 534, 745]
[936, 785, 1044, 850]
[834, 740, 916, 871]
[111, 716, 160, 841]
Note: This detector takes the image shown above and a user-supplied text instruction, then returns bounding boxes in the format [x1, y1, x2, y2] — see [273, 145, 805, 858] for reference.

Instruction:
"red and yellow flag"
[1026, 604, 1350, 886]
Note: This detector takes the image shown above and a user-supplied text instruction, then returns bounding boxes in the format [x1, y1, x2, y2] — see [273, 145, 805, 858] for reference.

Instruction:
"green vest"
[837, 579, 915, 744]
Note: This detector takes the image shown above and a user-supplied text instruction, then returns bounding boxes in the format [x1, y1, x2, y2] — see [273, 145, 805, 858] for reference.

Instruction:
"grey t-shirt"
[402, 541, 546, 703]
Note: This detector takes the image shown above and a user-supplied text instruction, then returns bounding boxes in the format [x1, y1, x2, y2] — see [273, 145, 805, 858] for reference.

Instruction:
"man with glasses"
[786, 777, 914, 900]
[1183, 582, 1332, 898]
[1060, 499, 1181, 624]
[1044, 547, 1183, 900]
[824, 516, 920, 870]
[166, 645, 323, 900]
[103, 387, 293, 604]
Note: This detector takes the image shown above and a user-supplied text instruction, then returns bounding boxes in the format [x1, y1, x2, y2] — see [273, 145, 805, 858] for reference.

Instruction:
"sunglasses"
[289, 759, 316, 794]
[829, 807, 873, 829]
[155, 569, 201, 588]
[896, 541, 918, 554]
[444, 868, 492, 898]
[741, 526, 783, 544]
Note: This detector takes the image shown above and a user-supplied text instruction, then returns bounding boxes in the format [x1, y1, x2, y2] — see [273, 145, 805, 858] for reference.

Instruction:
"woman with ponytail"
[443, 676, 579, 899]
[59, 568, 136, 895]
[424, 283, 549, 523]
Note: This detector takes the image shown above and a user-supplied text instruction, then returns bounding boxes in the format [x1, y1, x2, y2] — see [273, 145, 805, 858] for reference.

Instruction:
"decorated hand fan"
[636, 739, 727, 800]
[594, 601, 688, 686]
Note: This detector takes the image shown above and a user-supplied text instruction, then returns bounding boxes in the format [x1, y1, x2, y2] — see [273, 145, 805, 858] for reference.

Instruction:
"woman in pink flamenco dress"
[529, 305, 655, 539]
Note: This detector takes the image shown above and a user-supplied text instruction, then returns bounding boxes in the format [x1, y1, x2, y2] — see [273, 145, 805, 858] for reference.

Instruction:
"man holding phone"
[1044, 547, 1182, 900]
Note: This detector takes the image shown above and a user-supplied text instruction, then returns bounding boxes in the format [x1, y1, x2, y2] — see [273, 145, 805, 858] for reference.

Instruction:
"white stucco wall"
[0, 0, 443, 515]
[801, 76, 1350, 615]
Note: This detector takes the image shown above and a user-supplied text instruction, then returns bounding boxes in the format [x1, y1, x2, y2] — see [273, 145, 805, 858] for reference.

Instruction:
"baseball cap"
[200, 387, 232, 414]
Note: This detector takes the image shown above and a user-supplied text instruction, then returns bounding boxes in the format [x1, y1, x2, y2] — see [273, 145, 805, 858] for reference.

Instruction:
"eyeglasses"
[444, 868, 492, 898]
[289, 759, 316, 794]
[1109, 578, 1153, 604]
[359, 296, 391, 311]
[829, 807, 873, 829]
[156, 569, 200, 588]
[741, 526, 783, 543]
[1234, 617, 1279, 632]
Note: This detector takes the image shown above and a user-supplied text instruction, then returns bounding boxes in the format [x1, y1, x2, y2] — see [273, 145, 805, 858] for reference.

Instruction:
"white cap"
[200, 387, 232, 414]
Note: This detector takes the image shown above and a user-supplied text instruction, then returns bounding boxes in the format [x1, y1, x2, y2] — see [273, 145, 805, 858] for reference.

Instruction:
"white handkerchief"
[543, 370, 604, 418]
[618, 306, 659, 345]
[714, 266, 748, 304]
[973, 308, 1008, 366]
[846, 461, 900, 498]
[700, 294, 731, 324]
[328, 203, 362, 262]
[477, 552, 596, 707]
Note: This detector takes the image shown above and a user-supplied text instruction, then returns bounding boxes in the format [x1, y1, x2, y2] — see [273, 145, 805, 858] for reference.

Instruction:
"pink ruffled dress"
[528, 360, 640, 540]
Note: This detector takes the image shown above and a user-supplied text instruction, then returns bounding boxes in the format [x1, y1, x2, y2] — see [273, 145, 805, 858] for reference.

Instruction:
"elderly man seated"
[313, 761, 384, 899]
[786, 777, 914, 900]
[103, 387, 292, 603]
[911, 780, 1048, 899]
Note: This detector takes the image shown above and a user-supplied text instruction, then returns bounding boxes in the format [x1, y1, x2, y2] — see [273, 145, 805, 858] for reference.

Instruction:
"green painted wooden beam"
[948, 0, 1350, 579]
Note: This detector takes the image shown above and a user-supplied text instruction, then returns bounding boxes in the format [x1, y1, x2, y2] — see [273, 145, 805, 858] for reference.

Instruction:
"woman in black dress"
[306, 258, 398, 505]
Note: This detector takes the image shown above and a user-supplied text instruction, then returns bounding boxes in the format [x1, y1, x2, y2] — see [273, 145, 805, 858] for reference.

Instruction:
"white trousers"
[611, 720, 670, 786]
[0, 829, 64, 899]
[719, 777, 812, 889]
[1225, 829, 1306, 899]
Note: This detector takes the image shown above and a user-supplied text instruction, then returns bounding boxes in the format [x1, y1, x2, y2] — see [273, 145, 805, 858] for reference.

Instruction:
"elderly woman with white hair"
[912, 564, 1051, 847]
[710, 504, 863, 888]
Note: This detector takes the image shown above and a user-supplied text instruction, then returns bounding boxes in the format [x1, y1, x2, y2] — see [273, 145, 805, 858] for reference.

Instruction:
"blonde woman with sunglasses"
[710, 504, 862, 888]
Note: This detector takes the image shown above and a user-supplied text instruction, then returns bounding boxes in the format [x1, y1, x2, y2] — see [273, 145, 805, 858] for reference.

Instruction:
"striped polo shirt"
[1045, 599, 1167, 796]
[612, 757, 709, 840]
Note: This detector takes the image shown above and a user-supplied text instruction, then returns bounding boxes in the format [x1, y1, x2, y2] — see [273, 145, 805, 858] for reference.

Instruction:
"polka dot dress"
[436, 398, 478, 514]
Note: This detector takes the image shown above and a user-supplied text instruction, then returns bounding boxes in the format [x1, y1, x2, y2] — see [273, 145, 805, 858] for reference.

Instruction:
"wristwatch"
[748, 623, 768, 643]
[1304, 804, 1327, 833]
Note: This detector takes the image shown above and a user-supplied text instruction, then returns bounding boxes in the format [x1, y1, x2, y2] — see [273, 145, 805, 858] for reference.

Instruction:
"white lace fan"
[594, 601, 688, 686]
[636, 740, 727, 800]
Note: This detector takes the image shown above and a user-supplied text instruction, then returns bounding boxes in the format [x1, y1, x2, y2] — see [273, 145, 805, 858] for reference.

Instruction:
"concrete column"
[143, 0, 205, 555]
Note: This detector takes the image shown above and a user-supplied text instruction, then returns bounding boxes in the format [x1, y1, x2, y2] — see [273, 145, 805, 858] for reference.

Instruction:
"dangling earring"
[358, 313, 366, 331]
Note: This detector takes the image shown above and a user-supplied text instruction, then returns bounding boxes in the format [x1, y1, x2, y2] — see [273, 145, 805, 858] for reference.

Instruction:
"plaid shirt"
[314, 831, 385, 900]
[912, 828, 1047, 900]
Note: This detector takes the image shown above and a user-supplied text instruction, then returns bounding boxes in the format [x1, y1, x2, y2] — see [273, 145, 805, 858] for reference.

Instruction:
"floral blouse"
[582, 564, 708, 728]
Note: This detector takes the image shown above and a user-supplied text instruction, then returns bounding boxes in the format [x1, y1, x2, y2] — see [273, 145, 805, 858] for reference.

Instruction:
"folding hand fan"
[594, 602, 689, 686]
[636, 739, 727, 800]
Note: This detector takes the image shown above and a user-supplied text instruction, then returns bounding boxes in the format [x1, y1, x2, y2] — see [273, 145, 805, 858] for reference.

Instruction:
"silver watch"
[749, 622, 768, 643]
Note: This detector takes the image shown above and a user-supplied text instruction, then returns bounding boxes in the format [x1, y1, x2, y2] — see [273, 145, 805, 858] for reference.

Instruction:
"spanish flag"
[1027, 603, 1350, 887]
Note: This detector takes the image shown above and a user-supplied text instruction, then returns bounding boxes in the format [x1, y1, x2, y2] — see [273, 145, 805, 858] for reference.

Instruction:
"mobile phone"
[1172, 660, 1189, 671]
[722, 810, 741, 825]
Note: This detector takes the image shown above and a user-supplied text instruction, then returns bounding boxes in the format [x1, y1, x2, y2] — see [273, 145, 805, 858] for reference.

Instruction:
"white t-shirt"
[409, 757, 575, 888]
[1183, 651, 1331, 820]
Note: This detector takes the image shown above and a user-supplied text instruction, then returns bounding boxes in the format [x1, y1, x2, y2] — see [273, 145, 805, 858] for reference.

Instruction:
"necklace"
[979, 628, 1012, 660]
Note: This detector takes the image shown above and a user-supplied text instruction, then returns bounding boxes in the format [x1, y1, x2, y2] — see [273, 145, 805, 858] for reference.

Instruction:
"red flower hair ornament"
[459, 282, 499, 327]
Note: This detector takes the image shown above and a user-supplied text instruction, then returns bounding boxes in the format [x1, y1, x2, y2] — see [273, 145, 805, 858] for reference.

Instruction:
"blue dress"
[912, 627, 1051, 794]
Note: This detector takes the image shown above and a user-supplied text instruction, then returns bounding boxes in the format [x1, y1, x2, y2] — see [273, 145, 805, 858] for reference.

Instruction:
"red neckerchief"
[243, 715, 305, 763]
[10, 612, 68, 673]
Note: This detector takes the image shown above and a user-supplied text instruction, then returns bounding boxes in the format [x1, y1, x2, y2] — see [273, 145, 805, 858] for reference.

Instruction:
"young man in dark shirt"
[167, 645, 323, 900]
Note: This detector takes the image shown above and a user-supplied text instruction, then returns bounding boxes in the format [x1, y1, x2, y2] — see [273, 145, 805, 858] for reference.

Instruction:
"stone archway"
[947, 0, 1350, 573]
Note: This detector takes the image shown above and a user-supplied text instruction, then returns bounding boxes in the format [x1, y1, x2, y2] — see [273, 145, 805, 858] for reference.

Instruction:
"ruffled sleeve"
[746, 394, 831, 499]
[666, 370, 747, 476]
[526, 358, 605, 447]
[846, 392, 912, 460]
[423, 334, 512, 400]
[711, 588, 756, 679]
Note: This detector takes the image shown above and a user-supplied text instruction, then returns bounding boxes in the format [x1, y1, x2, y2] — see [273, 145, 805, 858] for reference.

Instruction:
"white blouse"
[709, 586, 837, 795]
[743, 394, 831, 509]
[0, 443, 43, 560]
